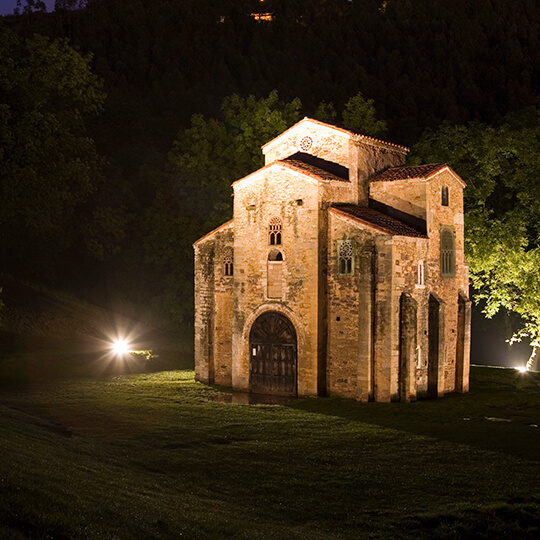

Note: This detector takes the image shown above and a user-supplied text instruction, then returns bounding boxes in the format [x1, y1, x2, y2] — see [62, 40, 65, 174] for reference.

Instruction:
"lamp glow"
[112, 339, 130, 356]
[517, 365, 528, 373]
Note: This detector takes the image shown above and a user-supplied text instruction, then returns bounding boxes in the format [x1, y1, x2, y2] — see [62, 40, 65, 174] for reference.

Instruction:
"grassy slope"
[0, 367, 539, 539]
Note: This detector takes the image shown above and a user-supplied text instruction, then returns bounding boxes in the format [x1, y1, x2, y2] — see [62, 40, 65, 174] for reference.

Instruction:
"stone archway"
[249, 311, 297, 396]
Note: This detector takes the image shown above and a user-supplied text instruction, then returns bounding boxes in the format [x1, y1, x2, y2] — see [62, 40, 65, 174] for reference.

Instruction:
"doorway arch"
[249, 311, 297, 396]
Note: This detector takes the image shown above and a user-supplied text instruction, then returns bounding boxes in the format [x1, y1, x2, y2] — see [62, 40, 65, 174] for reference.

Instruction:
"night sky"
[0, 0, 55, 15]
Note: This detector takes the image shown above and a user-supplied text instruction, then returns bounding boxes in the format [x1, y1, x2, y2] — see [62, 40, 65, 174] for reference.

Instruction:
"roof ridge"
[262, 117, 409, 153]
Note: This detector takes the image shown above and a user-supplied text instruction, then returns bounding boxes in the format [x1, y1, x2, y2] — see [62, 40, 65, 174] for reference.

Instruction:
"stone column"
[399, 292, 418, 402]
[455, 291, 471, 393]
[356, 243, 375, 401]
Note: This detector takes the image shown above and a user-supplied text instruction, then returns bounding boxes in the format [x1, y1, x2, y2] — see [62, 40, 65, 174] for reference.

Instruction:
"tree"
[167, 90, 302, 228]
[13, 0, 46, 16]
[0, 29, 106, 279]
[313, 101, 337, 124]
[411, 108, 540, 370]
[143, 91, 302, 325]
[342, 92, 388, 137]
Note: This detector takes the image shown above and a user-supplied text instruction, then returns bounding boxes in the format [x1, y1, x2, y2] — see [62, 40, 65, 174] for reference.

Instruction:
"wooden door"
[249, 312, 297, 396]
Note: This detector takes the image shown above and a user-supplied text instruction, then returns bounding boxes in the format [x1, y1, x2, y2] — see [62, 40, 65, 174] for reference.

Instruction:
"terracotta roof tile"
[279, 159, 349, 183]
[370, 163, 447, 182]
[331, 204, 427, 238]
[284, 152, 349, 180]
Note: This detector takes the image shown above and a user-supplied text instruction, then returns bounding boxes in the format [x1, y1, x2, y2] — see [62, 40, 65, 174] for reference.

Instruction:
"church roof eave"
[330, 205, 428, 238]
[232, 160, 348, 190]
[370, 163, 466, 188]
[193, 220, 234, 247]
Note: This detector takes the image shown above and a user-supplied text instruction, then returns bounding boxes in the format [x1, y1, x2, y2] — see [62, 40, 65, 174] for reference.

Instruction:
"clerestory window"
[223, 249, 233, 276]
[269, 217, 282, 245]
[442, 186, 449, 206]
[440, 228, 455, 277]
[337, 239, 354, 275]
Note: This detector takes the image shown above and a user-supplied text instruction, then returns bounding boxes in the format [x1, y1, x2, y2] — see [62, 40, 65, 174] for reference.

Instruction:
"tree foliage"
[0, 28, 106, 277]
[143, 91, 301, 324]
[342, 92, 387, 137]
[411, 108, 540, 368]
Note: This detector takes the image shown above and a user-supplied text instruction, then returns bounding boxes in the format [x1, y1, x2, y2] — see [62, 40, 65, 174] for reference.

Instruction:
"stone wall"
[193, 222, 234, 385]
[232, 168, 322, 396]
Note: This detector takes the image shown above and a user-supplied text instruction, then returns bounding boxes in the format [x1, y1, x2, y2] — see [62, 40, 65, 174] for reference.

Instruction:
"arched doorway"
[249, 311, 297, 396]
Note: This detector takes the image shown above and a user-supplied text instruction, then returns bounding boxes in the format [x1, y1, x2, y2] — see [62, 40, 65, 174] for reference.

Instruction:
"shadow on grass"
[285, 366, 540, 460]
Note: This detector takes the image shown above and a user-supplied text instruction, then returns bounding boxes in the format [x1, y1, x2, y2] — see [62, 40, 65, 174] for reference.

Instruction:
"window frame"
[269, 217, 282, 246]
[440, 227, 456, 278]
[336, 239, 355, 275]
[223, 249, 233, 277]
[441, 185, 449, 206]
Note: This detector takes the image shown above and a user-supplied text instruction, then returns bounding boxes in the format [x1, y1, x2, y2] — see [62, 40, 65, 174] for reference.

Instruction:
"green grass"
[0, 367, 539, 539]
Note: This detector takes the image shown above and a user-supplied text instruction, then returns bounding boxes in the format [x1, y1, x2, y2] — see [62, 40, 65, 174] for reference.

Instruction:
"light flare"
[112, 339, 130, 356]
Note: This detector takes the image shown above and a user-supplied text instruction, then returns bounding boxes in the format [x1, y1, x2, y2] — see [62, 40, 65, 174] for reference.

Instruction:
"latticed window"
[337, 240, 354, 275]
[441, 186, 449, 206]
[223, 250, 233, 276]
[269, 217, 282, 245]
[440, 229, 455, 277]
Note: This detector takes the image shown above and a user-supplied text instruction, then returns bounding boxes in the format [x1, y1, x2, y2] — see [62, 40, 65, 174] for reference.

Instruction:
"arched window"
[269, 217, 282, 245]
[440, 229, 455, 277]
[441, 186, 449, 206]
[223, 249, 233, 276]
[337, 239, 354, 275]
[267, 250, 283, 298]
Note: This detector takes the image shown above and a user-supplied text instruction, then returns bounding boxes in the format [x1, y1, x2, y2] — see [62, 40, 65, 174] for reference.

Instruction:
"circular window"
[299, 136, 313, 152]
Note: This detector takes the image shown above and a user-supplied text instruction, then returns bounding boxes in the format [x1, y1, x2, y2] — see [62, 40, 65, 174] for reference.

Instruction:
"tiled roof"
[284, 152, 349, 180]
[331, 204, 427, 238]
[279, 159, 349, 183]
[370, 163, 447, 182]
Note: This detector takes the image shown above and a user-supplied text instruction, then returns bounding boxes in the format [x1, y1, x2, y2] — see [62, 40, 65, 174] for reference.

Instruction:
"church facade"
[194, 118, 471, 402]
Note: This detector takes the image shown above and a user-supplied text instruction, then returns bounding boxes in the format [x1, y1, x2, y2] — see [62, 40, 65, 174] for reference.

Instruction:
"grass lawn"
[0, 366, 539, 539]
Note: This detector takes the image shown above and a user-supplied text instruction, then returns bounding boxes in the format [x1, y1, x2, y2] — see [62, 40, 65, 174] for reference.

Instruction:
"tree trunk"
[526, 344, 538, 371]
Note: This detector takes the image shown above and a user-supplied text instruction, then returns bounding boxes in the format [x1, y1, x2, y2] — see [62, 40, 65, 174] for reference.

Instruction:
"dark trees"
[0, 28, 106, 279]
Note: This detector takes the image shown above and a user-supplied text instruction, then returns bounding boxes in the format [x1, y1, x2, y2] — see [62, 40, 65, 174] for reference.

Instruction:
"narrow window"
[440, 229, 455, 277]
[267, 250, 283, 298]
[416, 259, 425, 286]
[441, 186, 449, 206]
[223, 250, 233, 276]
[269, 217, 282, 245]
[337, 240, 354, 275]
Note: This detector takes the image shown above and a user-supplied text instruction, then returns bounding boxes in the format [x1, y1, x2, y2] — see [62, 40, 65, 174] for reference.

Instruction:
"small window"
[440, 228, 455, 277]
[269, 217, 282, 245]
[441, 186, 449, 206]
[337, 240, 354, 275]
[416, 260, 425, 286]
[223, 250, 233, 276]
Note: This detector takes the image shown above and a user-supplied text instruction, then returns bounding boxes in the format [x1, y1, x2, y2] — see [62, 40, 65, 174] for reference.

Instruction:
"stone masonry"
[193, 118, 471, 402]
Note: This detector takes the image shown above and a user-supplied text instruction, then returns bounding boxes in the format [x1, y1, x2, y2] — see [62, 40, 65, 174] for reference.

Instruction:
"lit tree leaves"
[411, 108, 540, 367]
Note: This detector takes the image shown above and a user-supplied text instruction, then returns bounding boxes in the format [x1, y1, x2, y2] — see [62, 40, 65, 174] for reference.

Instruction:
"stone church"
[194, 118, 471, 402]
